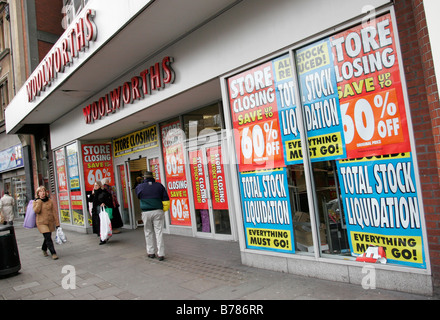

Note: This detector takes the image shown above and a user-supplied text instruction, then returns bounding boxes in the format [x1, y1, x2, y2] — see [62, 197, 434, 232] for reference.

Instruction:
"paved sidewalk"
[0, 222, 438, 304]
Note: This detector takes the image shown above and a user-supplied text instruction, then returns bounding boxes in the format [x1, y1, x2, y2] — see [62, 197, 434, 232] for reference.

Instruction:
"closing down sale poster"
[336, 153, 426, 268]
[331, 14, 411, 158]
[239, 167, 295, 254]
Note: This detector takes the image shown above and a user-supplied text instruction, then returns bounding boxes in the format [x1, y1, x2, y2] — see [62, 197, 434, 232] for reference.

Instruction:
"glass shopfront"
[107, 103, 235, 239]
[50, 11, 427, 266]
[54, 142, 86, 227]
[223, 13, 427, 268]
[159, 103, 234, 239]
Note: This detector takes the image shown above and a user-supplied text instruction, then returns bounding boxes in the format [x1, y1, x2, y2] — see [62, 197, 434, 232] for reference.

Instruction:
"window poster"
[55, 148, 70, 223]
[66, 143, 84, 226]
[336, 153, 425, 268]
[331, 14, 410, 158]
[239, 167, 294, 254]
[206, 146, 229, 210]
[81, 143, 115, 192]
[227, 55, 296, 253]
[148, 158, 161, 183]
[296, 39, 346, 162]
[332, 14, 425, 268]
[161, 121, 191, 226]
[189, 149, 209, 210]
[228, 59, 285, 172]
[118, 165, 129, 210]
[113, 125, 158, 157]
[274, 54, 303, 165]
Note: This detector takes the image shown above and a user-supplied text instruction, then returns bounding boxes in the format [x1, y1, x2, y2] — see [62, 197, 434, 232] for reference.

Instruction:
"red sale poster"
[207, 146, 229, 210]
[161, 121, 191, 226]
[81, 143, 115, 192]
[148, 157, 161, 183]
[228, 61, 285, 172]
[189, 149, 209, 210]
[331, 14, 411, 158]
[55, 149, 68, 193]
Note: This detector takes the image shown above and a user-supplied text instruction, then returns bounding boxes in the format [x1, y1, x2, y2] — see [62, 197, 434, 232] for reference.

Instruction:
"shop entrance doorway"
[128, 157, 147, 227]
[188, 141, 232, 240]
[116, 155, 166, 230]
[115, 157, 146, 229]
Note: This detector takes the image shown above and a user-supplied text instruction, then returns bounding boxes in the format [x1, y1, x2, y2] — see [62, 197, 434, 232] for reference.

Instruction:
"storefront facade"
[6, 0, 439, 295]
[0, 140, 26, 218]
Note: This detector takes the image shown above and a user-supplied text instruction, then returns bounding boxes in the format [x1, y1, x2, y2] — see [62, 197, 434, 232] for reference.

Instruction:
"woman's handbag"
[23, 200, 36, 229]
[99, 206, 112, 241]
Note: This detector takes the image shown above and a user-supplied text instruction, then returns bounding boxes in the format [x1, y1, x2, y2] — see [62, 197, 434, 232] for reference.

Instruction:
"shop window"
[54, 142, 87, 227]
[55, 148, 70, 223]
[13, 176, 26, 218]
[225, 13, 427, 268]
[182, 103, 224, 139]
[311, 161, 349, 255]
[66, 143, 84, 226]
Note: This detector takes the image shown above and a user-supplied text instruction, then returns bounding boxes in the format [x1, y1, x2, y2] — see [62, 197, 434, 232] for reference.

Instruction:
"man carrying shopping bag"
[135, 171, 170, 261]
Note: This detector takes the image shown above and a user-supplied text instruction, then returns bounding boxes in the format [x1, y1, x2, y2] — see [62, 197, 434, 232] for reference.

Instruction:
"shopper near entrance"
[89, 181, 113, 244]
[135, 171, 170, 261]
[101, 178, 123, 233]
[0, 191, 15, 225]
[33, 186, 60, 260]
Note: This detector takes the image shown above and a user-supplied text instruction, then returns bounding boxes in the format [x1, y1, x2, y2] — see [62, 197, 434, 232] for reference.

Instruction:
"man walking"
[135, 171, 170, 261]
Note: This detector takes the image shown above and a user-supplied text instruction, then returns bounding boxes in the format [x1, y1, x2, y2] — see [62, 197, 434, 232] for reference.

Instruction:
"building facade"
[0, 0, 63, 219]
[5, 0, 440, 295]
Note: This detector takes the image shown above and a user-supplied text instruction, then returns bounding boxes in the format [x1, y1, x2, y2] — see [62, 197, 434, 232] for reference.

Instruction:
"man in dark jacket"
[135, 171, 170, 261]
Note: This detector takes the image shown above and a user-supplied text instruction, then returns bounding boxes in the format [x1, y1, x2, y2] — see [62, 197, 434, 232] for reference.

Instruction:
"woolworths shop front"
[5, 0, 436, 295]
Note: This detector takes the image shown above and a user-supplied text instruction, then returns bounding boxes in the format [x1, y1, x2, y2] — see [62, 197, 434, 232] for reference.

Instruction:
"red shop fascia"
[82, 56, 175, 124]
[26, 9, 98, 102]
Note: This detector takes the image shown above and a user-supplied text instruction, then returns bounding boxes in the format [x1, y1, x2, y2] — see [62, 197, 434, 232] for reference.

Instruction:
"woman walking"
[89, 181, 113, 244]
[33, 186, 60, 260]
[102, 178, 123, 233]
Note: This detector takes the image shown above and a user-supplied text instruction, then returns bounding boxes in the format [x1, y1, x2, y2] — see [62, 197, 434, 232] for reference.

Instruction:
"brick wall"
[395, 0, 440, 287]
[35, 0, 64, 60]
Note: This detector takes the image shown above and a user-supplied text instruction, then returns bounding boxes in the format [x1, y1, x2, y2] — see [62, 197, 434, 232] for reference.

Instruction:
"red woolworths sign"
[82, 56, 175, 124]
[26, 9, 97, 102]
